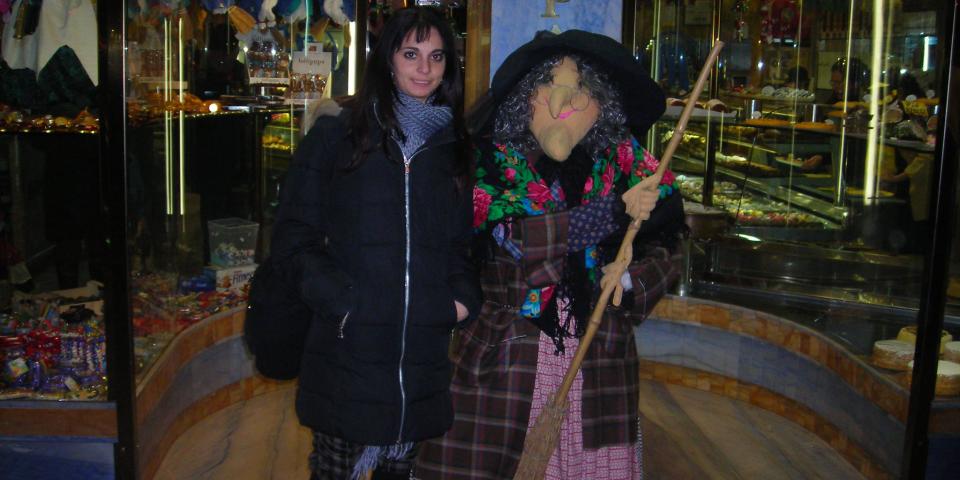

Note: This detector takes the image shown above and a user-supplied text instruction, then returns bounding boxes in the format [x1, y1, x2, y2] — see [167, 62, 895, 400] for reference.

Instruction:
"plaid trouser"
[309, 431, 417, 480]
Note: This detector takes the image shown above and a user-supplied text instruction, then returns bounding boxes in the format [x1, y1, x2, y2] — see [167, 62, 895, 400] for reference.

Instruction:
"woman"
[268, 7, 481, 480]
[414, 30, 685, 479]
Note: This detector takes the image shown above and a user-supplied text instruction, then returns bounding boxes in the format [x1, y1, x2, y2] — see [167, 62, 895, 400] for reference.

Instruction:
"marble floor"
[156, 380, 864, 479]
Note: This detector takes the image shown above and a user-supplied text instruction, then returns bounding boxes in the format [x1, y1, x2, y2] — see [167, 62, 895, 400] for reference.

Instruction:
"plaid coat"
[415, 142, 682, 479]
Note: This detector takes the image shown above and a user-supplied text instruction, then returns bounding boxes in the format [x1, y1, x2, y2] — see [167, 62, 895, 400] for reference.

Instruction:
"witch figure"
[414, 30, 686, 479]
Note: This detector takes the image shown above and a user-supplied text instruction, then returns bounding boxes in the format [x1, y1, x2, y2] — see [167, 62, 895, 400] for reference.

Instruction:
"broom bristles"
[514, 394, 567, 480]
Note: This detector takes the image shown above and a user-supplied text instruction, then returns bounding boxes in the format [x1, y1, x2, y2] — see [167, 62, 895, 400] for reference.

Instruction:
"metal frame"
[902, 1, 959, 478]
[98, 1, 137, 478]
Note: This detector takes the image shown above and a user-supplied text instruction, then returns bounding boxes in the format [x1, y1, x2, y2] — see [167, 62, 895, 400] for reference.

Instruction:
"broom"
[512, 40, 725, 480]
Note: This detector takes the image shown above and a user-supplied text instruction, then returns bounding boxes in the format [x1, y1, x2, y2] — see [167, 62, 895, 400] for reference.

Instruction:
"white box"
[204, 264, 258, 293]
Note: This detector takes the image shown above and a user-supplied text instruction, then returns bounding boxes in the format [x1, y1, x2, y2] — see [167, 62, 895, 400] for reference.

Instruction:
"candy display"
[0, 104, 99, 134]
[131, 271, 249, 377]
[0, 292, 107, 400]
[287, 73, 329, 101]
[246, 30, 290, 84]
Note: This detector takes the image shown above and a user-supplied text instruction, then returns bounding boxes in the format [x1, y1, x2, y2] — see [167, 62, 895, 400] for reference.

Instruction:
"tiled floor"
[156, 380, 864, 479]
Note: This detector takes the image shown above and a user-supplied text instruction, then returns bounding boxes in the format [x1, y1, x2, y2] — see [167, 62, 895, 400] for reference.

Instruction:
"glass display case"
[0, 129, 109, 401]
[635, 0, 948, 316]
[627, 0, 957, 477]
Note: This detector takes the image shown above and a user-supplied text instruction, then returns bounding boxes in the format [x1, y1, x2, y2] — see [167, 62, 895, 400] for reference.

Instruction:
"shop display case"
[625, 0, 958, 477]
[0, 123, 108, 402]
[0, 0, 359, 476]
[635, 0, 947, 312]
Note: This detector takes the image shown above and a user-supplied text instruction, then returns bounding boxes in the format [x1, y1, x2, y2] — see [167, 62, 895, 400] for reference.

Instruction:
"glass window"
[635, 0, 951, 477]
[0, 5, 107, 401]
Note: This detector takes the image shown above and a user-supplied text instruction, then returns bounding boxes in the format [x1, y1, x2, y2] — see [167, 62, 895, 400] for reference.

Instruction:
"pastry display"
[726, 87, 815, 102]
[715, 152, 781, 177]
[794, 121, 836, 132]
[871, 339, 914, 370]
[832, 101, 864, 110]
[722, 125, 758, 137]
[896, 326, 954, 354]
[744, 118, 791, 127]
[945, 342, 960, 363]
[883, 108, 903, 124]
[677, 176, 825, 228]
[905, 360, 960, 397]
[665, 97, 729, 112]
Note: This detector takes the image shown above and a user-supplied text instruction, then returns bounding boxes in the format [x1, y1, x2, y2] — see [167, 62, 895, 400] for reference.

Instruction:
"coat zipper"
[337, 311, 350, 339]
[393, 136, 453, 443]
[397, 145, 418, 444]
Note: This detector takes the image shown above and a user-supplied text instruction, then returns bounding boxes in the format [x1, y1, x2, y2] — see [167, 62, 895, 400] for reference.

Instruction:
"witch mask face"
[529, 56, 600, 162]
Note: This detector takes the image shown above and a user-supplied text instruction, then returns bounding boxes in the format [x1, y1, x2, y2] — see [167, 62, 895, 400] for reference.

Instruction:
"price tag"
[292, 51, 332, 76]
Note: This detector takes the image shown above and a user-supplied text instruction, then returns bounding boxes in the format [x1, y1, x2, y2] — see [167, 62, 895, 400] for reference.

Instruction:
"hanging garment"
[37, 45, 96, 113]
[2, 0, 40, 72]
[0, 59, 39, 107]
[35, 0, 98, 85]
[1, 0, 98, 85]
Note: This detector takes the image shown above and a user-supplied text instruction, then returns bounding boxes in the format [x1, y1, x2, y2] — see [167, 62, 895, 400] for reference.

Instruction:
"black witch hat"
[468, 29, 665, 140]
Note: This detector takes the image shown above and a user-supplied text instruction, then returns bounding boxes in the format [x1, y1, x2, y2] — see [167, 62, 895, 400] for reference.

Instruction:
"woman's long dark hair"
[346, 7, 467, 185]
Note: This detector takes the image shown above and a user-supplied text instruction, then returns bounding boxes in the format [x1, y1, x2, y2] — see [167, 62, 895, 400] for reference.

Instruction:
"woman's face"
[392, 27, 446, 102]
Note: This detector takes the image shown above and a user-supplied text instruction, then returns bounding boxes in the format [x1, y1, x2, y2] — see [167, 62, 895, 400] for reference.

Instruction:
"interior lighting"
[348, 21, 357, 95]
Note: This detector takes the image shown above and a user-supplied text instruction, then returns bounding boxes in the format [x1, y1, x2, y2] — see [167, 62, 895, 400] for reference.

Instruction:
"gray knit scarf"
[392, 91, 453, 159]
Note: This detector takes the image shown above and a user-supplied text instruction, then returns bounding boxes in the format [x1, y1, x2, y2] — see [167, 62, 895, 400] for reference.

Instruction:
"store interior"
[0, 0, 958, 479]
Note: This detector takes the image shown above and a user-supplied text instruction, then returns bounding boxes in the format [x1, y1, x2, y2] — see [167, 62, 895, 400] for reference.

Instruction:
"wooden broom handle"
[553, 40, 725, 401]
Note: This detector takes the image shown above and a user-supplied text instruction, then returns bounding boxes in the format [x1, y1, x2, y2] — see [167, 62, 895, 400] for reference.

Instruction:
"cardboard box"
[204, 263, 258, 293]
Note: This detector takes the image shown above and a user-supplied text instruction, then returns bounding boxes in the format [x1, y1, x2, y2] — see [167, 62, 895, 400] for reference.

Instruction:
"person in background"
[827, 56, 870, 104]
[802, 57, 870, 171]
[260, 7, 481, 480]
[784, 65, 810, 90]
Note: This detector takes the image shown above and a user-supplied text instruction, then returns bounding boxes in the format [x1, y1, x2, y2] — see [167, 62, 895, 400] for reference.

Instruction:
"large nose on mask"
[548, 87, 575, 119]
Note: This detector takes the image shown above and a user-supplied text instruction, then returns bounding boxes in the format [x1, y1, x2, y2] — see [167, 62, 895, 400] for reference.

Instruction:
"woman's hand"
[455, 301, 469, 321]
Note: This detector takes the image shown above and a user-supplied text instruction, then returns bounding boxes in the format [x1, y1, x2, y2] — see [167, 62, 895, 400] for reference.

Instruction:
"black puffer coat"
[269, 107, 482, 445]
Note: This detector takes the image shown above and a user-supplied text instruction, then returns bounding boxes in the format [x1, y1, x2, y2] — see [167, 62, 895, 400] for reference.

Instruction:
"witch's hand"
[601, 245, 633, 306]
[622, 174, 660, 223]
